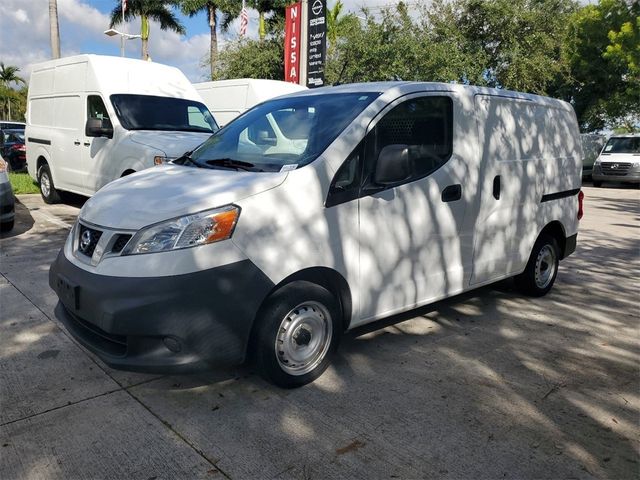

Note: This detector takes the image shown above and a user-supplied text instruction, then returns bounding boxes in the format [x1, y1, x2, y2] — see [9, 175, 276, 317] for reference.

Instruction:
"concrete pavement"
[0, 187, 638, 479]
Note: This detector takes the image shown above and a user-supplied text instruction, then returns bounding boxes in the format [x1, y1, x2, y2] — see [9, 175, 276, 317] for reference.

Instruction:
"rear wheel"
[253, 281, 341, 388]
[0, 219, 14, 232]
[515, 233, 560, 297]
[38, 164, 61, 204]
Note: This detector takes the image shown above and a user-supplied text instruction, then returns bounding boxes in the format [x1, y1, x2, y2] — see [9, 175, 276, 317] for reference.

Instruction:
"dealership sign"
[284, 2, 301, 84]
[306, 0, 327, 88]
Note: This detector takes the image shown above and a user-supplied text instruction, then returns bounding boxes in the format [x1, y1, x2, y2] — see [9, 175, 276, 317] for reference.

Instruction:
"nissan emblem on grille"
[80, 230, 92, 254]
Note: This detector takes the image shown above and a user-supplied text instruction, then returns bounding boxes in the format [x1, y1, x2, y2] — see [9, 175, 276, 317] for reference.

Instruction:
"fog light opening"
[163, 336, 182, 353]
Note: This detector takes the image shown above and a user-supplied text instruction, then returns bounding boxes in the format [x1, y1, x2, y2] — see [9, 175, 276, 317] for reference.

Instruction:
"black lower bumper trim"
[563, 233, 577, 259]
[50, 250, 274, 373]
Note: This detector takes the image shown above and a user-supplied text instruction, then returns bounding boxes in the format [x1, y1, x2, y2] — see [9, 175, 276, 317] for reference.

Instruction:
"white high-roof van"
[194, 78, 306, 127]
[49, 82, 583, 388]
[26, 55, 218, 202]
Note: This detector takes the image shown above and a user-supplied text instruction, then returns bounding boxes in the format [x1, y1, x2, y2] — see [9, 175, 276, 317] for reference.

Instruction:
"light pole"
[104, 29, 141, 57]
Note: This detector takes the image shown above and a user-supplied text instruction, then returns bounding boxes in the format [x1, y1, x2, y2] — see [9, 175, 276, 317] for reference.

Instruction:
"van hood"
[129, 131, 212, 158]
[598, 153, 639, 163]
[81, 164, 287, 230]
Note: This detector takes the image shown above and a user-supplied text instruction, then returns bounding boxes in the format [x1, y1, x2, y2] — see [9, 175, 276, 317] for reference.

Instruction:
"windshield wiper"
[206, 158, 258, 171]
[173, 151, 194, 166]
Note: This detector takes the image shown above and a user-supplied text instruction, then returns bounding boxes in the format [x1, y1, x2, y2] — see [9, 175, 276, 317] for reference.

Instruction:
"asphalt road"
[0, 185, 638, 479]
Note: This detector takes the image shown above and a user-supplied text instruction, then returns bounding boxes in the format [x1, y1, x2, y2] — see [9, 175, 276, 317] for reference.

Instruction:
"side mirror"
[85, 117, 113, 139]
[374, 144, 411, 185]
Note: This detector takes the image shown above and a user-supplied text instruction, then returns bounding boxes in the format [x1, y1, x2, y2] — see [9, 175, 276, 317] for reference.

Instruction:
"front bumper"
[0, 181, 15, 224]
[592, 166, 640, 184]
[49, 250, 274, 373]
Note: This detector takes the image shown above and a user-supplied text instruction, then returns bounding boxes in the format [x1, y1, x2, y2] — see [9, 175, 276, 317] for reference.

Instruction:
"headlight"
[123, 205, 240, 255]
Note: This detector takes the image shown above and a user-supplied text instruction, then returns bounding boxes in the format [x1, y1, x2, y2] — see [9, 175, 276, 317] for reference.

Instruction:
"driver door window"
[87, 95, 112, 129]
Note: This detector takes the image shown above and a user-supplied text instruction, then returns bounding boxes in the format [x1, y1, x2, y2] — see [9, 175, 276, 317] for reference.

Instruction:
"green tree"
[214, 35, 284, 79]
[181, 1, 242, 79]
[252, 1, 287, 41]
[0, 63, 26, 120]
[110, 0, 186, 60]
[564, 0, 639, 131]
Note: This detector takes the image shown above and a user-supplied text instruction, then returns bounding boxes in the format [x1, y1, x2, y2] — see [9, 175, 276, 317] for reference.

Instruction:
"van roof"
[28, 54, 201, 101]
[286, 81, 573, 110]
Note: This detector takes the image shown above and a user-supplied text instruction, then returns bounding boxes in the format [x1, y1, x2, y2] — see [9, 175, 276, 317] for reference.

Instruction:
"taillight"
[577, 190, 584, 220]
[11, 144, 25, 151]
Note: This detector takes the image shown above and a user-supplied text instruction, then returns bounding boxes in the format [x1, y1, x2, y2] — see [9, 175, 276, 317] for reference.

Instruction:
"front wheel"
[515, 233, 560, 297]
[38, 164, 61, 204]
[253, 281, 341, 388]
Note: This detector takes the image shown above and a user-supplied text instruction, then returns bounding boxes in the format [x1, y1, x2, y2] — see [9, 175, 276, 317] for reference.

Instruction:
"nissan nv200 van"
[49, 82, 583, 388]
[26, 55, 218, 203]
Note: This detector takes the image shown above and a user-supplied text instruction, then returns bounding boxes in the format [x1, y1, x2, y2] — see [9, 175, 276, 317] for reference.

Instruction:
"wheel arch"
[539, 221, 568, 259]
[121, 169, 136, 177]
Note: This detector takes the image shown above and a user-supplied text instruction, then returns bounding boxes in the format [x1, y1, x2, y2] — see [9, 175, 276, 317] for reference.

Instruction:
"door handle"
[493, 175, 501, 200]
[73, 141, 81, 146]
[441, 184, 462, 203]
[83, 142, 90, 146]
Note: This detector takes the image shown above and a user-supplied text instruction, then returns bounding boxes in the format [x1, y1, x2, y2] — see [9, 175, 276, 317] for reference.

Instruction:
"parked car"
[592, 134, 640, 187]
[580, 133, 606, 180]
[0, 155, 15, 232]
[26, 54, 218, 204]
[194, 79, 307, 127]
[49, 82, 583, 388]
[0, 128, 26, 171]
[0, 121, 25, 130]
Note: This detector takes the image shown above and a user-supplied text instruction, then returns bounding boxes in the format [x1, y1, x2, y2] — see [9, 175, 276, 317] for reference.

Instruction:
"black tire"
[515, 233, 560, 297]
[0, 219, 14, 232]
[38, 164, 61, 204]
[253, 281, 341, 388]
[593, 180, 603, 187]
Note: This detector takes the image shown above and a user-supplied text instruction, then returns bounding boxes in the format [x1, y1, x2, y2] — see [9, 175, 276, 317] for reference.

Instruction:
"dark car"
[0, 128, 26, 172]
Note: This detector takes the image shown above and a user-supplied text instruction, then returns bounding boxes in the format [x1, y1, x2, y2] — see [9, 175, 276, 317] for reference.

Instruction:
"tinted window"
[326, 143, 363, 207]
[110, 94, 218, 133]
[365, 96, 453, 189]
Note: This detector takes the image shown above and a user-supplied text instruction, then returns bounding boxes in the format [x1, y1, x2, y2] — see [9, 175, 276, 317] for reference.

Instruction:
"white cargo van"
[50, 82, 583, 388]
[194, 78, 306, 126]
[26, 55, 218, 202]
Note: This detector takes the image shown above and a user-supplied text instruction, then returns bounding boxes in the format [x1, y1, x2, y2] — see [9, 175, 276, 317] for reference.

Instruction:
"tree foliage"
[110, 0, 185, 60]
[214, 35, 284, 80]
[563, 0, 639, 131]
[0, 63, 26, 121]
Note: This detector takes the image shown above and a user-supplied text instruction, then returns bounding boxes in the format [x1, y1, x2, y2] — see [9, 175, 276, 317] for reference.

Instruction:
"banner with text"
[284, 2, 302, 84]
[306, 0, 327, 88]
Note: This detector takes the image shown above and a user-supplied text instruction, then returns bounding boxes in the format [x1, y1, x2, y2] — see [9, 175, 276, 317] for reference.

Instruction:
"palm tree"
[327, 1, 358, 48]
[253, 0, 287, 42]
[110, 0, 186, 61]
[181, 1, 241, 79]
[0, 63, 25, 120]
[49, 0, 61, 59]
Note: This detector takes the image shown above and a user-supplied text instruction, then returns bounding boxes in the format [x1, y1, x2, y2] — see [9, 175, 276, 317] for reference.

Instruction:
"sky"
[0, 0, 407, 84]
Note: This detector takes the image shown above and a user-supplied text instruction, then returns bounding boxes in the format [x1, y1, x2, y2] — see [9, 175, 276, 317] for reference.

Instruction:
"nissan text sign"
[285, 2, 301, 84]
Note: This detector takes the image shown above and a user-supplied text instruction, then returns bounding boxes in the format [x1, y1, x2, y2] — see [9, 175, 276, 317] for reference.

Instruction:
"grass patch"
[8, 172, 40, 195]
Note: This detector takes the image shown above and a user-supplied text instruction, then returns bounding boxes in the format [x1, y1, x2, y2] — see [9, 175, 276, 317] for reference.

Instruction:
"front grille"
[111, 234, 132, 253]
[601, 162, 631, 176]
[65, 308, 127, 357]
[78, 224, 102, 258]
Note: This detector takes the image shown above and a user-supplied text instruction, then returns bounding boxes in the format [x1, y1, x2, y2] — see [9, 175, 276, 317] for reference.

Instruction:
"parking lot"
[0, 185, 638, 479]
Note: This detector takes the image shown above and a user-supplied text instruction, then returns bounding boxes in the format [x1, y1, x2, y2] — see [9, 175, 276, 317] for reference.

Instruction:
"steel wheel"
[40, 170, 51, 198]
[275, 301, 333, 376]
[534, 244, 556, 289]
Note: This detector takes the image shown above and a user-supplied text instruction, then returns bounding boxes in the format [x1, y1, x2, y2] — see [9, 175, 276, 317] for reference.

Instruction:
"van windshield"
[183, 92, 380, 172]
[110, 94, 218, 133]
[602, 137, 640, 154]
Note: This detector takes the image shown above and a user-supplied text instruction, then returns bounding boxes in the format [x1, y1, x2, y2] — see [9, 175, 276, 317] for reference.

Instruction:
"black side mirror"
[374, 144, 411, 185]
[85, 117, 113, 139]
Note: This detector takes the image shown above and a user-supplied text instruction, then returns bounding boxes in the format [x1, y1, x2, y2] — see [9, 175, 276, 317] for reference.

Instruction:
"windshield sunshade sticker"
[280, 164, 298, 172]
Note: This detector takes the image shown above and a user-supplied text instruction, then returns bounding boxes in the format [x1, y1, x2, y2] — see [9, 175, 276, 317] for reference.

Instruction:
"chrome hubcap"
[41, 172, 51, 197]
[534, 244, 556, 289]
[275, 301, 332, 376]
